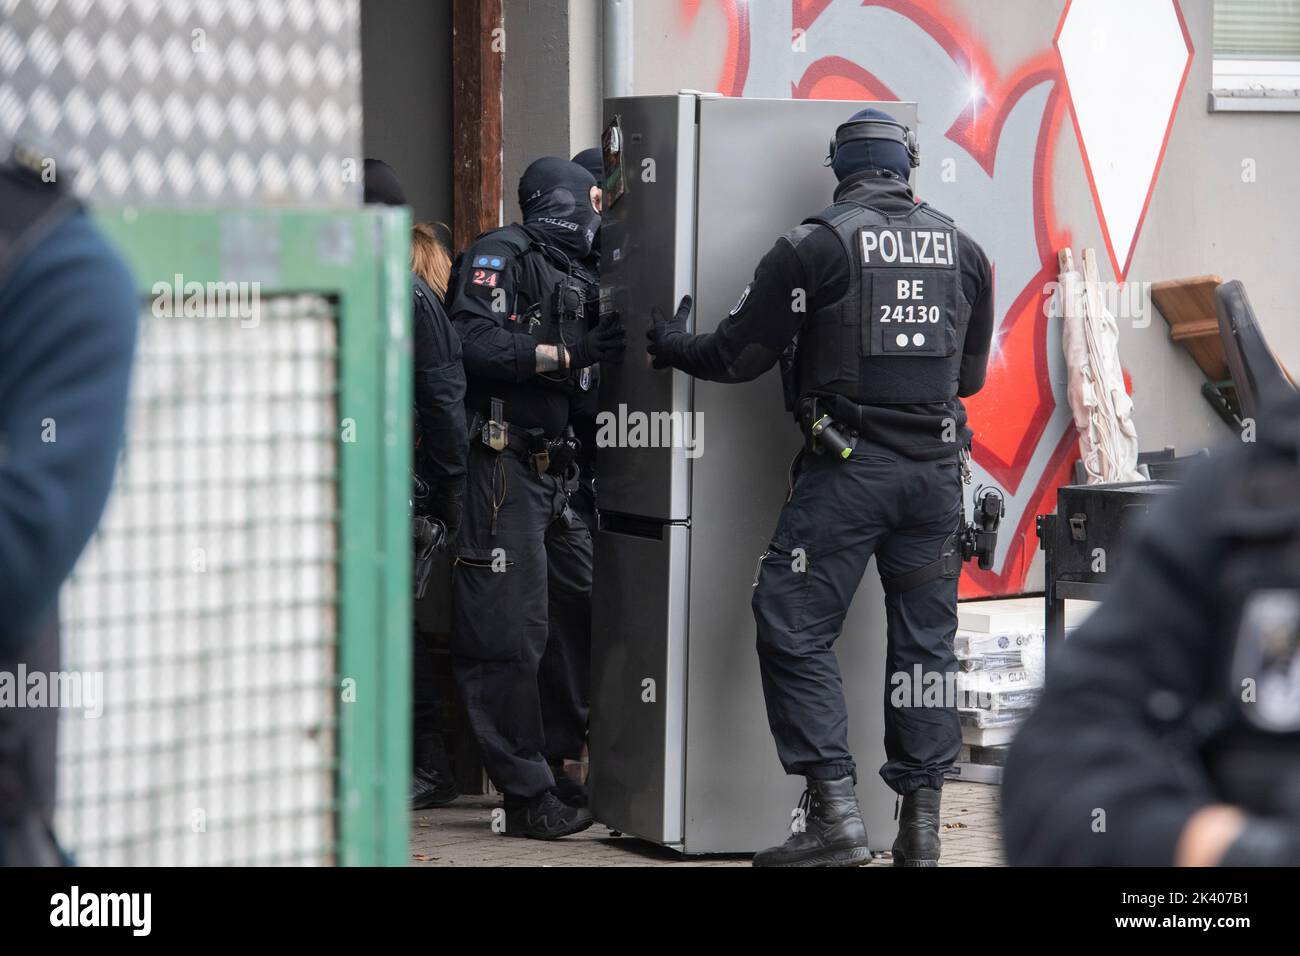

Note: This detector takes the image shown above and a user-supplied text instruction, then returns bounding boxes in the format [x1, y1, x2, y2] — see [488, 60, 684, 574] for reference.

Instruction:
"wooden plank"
[1150, 275, 1227, 381]
[452, 0, 504, 254]
[1167, 318, 1219, 343]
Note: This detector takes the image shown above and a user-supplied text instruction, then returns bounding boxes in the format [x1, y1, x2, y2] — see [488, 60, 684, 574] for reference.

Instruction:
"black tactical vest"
[1199, 418, 1300, 820]
[453, 224, 598, 394]
[799, 199, 969, 405]
[0, 155, 78, 844]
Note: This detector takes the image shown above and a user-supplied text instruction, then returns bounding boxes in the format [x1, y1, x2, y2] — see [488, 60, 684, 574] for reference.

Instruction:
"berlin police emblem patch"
[470, 254, 505, 289]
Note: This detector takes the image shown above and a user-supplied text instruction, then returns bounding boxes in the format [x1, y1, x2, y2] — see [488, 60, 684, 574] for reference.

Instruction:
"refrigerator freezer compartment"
[589, 519, 689, 845]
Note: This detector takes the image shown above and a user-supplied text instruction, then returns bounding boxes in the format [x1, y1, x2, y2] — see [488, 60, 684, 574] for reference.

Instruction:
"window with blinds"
[1213, 0, 1300, 98]
[1215, 0, 1300, 59]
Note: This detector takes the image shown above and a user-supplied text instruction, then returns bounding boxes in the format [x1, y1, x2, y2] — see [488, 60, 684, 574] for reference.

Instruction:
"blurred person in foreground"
[1004, 385, 1300, 866]
[0, 141, 138, 865]
[365, 159, 468, 810]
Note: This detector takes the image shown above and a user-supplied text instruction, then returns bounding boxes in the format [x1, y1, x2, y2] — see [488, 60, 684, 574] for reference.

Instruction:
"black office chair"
[1215, 279, 1295, 424]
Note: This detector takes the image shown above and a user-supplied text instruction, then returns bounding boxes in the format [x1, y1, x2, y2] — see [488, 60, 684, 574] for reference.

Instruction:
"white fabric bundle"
[1058, 248, 1142, 484]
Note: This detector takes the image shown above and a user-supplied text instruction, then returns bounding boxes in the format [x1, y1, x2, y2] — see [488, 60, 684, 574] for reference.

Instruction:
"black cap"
[363, 158, 407, 206]
[571, 148, 603, 186]
[830, 107, 912, 183]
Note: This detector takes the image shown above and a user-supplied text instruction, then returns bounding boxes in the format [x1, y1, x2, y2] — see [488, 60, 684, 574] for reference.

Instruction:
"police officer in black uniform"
[563, 147, 606, 533]
[646, 108, 994, 867]
[364, 161, 467, 547]
[0, 142, 137, 865]
[1004, 379, 1300, 867]
[410, 271, 468, 565]
[409, 269, 468, 810]
[448, 157, 625, 839]
[532, 148, 607, 808]
[363, 160, 469, 810]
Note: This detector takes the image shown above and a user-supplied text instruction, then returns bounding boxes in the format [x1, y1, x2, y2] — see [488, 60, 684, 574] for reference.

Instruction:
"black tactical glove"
[646, 295, 693, 370]
[567, 311, 626, 369]
[430, 488, 463, 546]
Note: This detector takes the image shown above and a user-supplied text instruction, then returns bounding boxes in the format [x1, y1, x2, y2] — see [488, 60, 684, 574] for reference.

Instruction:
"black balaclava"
[518, 157, 600, 260]
[363, 158, 407, 206]
[831, 107, 912, 184]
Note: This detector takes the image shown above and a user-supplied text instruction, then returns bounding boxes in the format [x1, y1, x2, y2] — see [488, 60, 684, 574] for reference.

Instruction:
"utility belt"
[799, 393, 969, 468]
[797, 396, 859, 460]
[796, 395, 1004, 594]
[472, 398, 579, 478]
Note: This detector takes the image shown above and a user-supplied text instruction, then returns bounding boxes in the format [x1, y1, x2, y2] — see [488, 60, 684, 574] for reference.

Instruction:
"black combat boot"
[504, 790, 594, 840]
[410, 767, 459, 810]
[892, 786, 942, 866]
[410, 734, 460, 809]
[551, 770, 589, 808]
[752, 777, 872, 867]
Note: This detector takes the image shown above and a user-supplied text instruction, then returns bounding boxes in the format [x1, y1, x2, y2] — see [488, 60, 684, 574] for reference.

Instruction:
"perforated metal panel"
[57, 294, 341, 865]
[0, 0, 363, 206]
[48, 207, 413, 867]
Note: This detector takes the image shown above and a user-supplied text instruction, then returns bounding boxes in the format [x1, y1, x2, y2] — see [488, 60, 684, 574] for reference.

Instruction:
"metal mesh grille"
[56, 293, 341, 866]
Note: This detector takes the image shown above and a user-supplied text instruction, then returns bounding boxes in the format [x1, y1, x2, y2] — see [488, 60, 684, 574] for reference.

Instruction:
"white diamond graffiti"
[1055, 0, 1193, 279]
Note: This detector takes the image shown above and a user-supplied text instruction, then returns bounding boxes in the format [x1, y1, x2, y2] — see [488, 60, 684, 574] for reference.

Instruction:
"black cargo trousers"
[537, 399, 599, 768]
[451, 441, 593, 799]
[536, 387, 598, 770]
[538, 458, 594, 768]
[751, 437, 963, 795]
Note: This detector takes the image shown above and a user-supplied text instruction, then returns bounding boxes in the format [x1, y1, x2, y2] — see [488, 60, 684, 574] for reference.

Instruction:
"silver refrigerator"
[590, 93, 919, 854]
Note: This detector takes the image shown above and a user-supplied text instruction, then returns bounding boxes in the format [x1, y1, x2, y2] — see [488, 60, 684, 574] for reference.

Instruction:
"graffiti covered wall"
[633, 0, 1288, 596]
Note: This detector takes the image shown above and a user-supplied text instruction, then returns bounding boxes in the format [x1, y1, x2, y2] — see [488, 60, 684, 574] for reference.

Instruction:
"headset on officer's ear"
[825, 119, 921, 170]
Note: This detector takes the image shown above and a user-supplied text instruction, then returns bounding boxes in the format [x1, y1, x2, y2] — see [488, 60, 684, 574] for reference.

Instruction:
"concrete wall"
[620, 0, 1300, 595]
[360, 0, 455, 226]
[568, 0, 606, 156]
[504, 0, 571, 223]
[502, 0, 605, 223]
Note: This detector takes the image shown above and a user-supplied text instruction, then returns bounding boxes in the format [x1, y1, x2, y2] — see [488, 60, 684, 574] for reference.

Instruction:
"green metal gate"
[55, 208, 412, 866]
